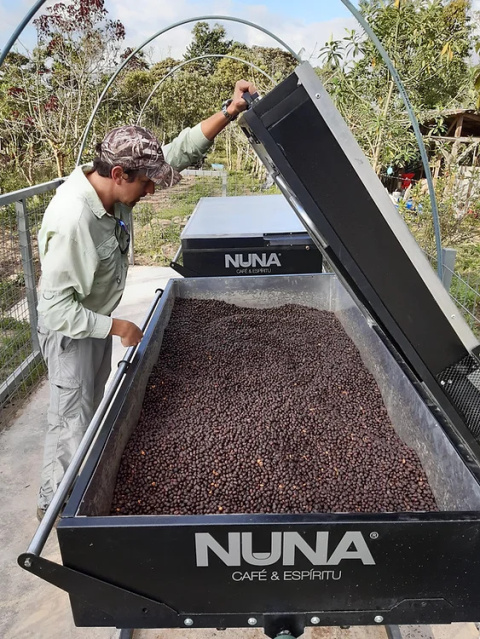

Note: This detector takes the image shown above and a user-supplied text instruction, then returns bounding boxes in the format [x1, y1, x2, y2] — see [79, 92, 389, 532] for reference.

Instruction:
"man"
[36, 80, 257, 519]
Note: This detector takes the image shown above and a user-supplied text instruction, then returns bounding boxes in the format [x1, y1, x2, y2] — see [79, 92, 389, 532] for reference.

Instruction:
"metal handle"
[242, 91, 260, 106]
[172, 244, 182, 264]
[27, 289, 164, 556]
[275, 175, 327, 249]
[264, 233, 312, 246]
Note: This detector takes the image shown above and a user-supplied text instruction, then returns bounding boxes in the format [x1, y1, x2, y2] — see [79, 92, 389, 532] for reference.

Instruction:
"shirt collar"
[65, 165, 109, 219]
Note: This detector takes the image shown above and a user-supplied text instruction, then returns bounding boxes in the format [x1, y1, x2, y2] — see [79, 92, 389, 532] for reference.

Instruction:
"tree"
[249, 46, 297, 82]
[318, 0, 477, 174]
[150, 57, 181, 79]
[120, 47, 149, 72]
[0, 53, 40, 190]
[1, 0, 126, 180]
[148, 70, 219, 141]
[184, 22, 233, 76]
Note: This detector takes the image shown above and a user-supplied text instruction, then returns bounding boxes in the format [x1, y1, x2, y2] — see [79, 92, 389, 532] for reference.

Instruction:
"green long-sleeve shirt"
[38, 123, 211, 339]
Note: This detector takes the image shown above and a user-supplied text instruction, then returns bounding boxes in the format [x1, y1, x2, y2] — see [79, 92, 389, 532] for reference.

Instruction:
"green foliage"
[184, 22, 233, 75]
[318, 0, 477, 173]
[1, 9, 299, 191]
[449, 274, 479, 334]
[150, 58, 182, 78]
[131, 173, 273, 264]
[115, 70, 157, 114]
[397, 174, 480, 331]
[0, 203, 16, 226]
[401, 175, 479, 253]
[0, 53, 41, 190]
[1, 0, 480, 217]
[0, 316, 27, 331]
[452, 245, 480, 331]
[456, 243, 480, 275]
[225, 171, 276, 196]
[148, 71, 222, 140]
[133, 202, 183, 265]
[0, 316, 31, 374]
[0, 0, 127, 187]
[360, 0, 473, 107]
[212, 45, 296, 98]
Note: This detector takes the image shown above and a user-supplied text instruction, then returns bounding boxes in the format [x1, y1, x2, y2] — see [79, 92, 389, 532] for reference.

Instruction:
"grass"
[401, 194, 480, 336]
[132, 173, 272, 265]
[449, 273, 480, 335]
[445, 244, 479, 336]
[132, 202, 184, 265]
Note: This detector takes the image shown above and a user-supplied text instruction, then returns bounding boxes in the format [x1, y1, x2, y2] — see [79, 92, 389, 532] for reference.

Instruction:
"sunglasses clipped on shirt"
[115, 217, 130, 255]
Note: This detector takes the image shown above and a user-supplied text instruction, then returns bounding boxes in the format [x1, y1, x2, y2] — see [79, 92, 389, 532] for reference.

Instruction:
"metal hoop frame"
[75, 15, 300, 164]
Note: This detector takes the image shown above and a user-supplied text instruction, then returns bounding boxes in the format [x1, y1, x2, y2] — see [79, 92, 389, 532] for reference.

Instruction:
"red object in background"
[400, 172, 415, 189]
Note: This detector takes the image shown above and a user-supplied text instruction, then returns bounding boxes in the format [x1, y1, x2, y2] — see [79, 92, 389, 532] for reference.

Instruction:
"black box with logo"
[173, 194, 322, 277]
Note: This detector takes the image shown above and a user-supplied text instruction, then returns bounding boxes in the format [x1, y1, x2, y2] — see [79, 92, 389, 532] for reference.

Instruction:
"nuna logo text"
[224, 253, 281, 269]
[195, 531, 375, 567]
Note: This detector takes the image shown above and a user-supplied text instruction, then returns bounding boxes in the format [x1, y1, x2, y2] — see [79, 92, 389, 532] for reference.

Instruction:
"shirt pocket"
[97, 235, 118, 260]
[93, 235, 122, 290]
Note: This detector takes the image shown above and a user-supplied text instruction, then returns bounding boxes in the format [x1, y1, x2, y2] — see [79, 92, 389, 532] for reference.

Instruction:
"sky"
[0, 0, 358, 64]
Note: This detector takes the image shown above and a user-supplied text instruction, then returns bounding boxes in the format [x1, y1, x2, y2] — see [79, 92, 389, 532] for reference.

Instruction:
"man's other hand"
[110, 318, 143, 347]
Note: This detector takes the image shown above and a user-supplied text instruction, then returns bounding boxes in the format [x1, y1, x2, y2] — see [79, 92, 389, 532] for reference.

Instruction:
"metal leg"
[118, 629, 135, 639]
[385, 626, 403, 639]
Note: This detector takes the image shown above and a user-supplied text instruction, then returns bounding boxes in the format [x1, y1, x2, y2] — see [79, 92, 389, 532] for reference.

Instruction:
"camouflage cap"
[98, 125, 182, 188]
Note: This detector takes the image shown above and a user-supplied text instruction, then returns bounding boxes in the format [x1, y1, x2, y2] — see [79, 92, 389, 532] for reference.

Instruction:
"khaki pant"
[37, 322, 112, 510]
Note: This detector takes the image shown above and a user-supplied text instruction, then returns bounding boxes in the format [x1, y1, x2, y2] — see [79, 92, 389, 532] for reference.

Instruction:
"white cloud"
[107, 0, 356, 63]
[2, 0, 355, 67]
[108, 0, 195, 60]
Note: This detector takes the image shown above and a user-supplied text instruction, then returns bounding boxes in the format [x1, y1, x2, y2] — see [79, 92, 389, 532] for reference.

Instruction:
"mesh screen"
[437, 354, 480, 439]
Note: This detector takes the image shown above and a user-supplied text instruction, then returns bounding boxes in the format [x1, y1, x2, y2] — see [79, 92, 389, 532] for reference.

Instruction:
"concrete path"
[0, 266, 175, 639]
[0, 266, 478, 639]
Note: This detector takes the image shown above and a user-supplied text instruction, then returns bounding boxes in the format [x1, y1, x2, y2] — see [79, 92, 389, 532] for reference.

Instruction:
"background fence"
[427, 248, 479, 335]
[0, 170, 478, 421]
[0, 179, 63, 422]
